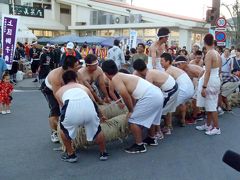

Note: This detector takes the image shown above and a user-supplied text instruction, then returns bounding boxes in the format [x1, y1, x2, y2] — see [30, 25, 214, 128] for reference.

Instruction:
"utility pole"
[11, 0, 15, 15]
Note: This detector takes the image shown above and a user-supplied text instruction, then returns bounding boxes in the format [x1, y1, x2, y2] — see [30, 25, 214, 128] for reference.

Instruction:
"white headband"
[174, 61, 187, 64]
[86, 61, 98, 66]
[157, 34, 169, 38]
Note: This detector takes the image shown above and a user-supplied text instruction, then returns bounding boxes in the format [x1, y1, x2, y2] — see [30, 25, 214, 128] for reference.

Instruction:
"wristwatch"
[202, 85, 207, 89]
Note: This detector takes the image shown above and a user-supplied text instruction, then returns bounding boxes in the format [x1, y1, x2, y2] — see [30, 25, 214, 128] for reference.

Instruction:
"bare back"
[47, 67, 64, 95]
[55, 83, 94, 106]
[205, 49, 221, 70]
[47, 67, 83, 95]
[184, 64, 204, 79]
[146, 69, 169, 87]
[165, 65, 185, 80]
[112, 73, 140, 95]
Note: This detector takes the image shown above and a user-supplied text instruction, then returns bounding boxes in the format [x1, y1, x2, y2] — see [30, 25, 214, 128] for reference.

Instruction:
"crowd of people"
[1, 27, 240, 163]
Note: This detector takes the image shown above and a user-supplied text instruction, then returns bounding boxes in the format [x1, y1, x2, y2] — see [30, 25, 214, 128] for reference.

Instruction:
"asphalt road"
[0, 90, 240, 180]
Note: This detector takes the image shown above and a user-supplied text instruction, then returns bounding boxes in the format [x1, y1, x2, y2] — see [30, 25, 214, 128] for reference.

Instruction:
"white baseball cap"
[66, 42, 74, 49]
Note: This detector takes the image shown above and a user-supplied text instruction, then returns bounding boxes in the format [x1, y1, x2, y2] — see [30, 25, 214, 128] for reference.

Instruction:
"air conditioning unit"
[129, 14, 142, 23]
[112, 15, 123, 24]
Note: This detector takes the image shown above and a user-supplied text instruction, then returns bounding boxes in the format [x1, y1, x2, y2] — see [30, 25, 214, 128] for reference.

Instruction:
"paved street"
[0, 88, 240, 180]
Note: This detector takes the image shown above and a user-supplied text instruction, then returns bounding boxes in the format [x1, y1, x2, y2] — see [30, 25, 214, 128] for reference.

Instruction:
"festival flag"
[1, 15, 19, 68]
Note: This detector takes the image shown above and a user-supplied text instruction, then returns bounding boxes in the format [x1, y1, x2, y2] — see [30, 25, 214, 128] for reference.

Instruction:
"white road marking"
[13, 89, 40, 93]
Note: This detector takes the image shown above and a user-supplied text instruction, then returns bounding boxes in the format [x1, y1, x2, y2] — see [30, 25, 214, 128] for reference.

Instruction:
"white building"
[0, 0, 210, 49]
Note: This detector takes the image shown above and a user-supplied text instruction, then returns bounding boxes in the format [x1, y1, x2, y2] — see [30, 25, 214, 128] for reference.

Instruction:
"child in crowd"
[0, 72, 14, 114]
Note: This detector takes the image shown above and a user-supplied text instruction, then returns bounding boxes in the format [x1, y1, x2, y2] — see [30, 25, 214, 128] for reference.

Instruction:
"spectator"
[0, 72, 13, 114]
[0, 48, 7, 79]
[132, 43, 148, 64]
[107, 39, 125, 69]
[60, 42, 82, 66]
[29, 41, 41, 82]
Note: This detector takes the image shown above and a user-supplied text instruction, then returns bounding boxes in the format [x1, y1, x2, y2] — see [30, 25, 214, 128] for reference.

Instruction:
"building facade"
[0, 0, 211, 49]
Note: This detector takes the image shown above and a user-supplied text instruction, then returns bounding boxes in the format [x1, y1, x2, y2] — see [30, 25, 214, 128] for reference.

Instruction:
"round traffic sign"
[215, 31, 226, 42]
[216, 17, 227, 28]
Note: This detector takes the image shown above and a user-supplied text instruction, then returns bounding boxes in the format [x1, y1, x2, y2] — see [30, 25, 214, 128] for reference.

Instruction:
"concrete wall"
[0, 3, 9, 16]
[60, 13, 71, 26]
[75, 6, 91, 25]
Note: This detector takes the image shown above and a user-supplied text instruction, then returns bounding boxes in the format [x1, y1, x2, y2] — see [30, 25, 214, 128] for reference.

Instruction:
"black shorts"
[9, 61, 19, 75]
[41, 81, 60, 117]
[31, 60, 40, 73]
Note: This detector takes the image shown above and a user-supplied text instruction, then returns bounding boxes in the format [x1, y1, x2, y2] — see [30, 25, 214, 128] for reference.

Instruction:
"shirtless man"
[196, 34, 221, 136]
[41, 55, 83, 143]
[174, 56, 205, 123]
[160, 53, 194, 127]
[55, 70, 108, 163]
[190, 50, 204, 67]
[78, 54, 111, 105]
[102, 60, 164, 154]
[147, 27, 170, 71]
[102, 73, 125, 109]
[133, 59, 178, 137]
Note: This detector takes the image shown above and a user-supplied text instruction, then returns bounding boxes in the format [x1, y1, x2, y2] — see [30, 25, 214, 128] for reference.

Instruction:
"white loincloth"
[45, 75, 52, 90]
[161, 75, 179, 115]
[132, 78, 152, 99]
[60, 88, 99, 141]
[197, 68, 220, 112]
[129, 80, 163, 128]
[176, 73, 194, 106]
[147, 57, 164, 71]
[192, 77, 199, 100]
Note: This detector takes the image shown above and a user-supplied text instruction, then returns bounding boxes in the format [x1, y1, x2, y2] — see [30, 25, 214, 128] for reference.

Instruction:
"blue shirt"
[0, 57, 7, 78]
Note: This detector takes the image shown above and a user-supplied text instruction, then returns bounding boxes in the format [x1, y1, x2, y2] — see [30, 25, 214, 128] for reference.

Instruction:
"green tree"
[222, 0, 240, 46]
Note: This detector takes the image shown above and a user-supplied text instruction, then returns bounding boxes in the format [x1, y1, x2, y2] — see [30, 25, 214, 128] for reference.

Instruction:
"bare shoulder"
[96, 66, 104, 75]
[78, 67, 85, 74]
[50, 68, 63, 84]
[189, 60, 195, 64]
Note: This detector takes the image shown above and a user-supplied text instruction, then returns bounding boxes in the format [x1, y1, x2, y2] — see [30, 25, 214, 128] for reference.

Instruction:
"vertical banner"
[129, 30, 138, 49]
[1, 15, 19, 67]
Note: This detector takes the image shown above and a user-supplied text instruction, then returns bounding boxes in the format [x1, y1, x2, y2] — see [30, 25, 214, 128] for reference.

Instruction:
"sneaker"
[205, 128, 221, 135]
[1, 111, 6, 115]
[193, 113, 204, 121]
[51, 132, 59, 143]
[186, 118, 197, 125]
[61, 152, 78, 163]
[32, 79, 38, 82]
[162, 126, 172, 135]
[125, 144, 147, 154]
[143, 136, 158, 146]
[99, 152, 109, 161]
[196, 124, 212, 131]
[217, 107, 224, 116]
[6, 110, 11, 114]
[155, 132, 164, 140]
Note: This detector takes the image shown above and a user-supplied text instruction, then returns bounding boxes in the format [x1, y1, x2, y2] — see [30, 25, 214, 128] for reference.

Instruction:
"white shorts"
[197, 75, 220, 112]
[176, 73, 194, 106]
[60, 97, 100, 141]
[129, 86, 163, 128]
